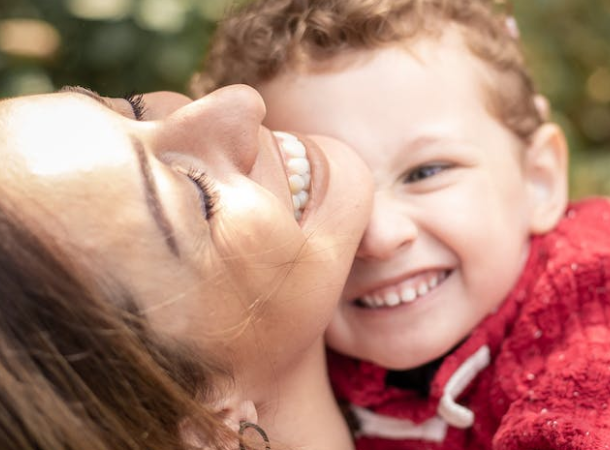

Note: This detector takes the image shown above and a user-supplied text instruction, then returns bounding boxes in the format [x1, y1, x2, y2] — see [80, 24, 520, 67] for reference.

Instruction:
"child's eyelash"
[185, 168, 217, 220]
[123, 92, 147, 120]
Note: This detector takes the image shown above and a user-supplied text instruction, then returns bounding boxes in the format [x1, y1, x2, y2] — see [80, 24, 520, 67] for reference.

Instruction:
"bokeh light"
[66, 0, 134, 20]
[0, 19, 60, 59]
[135, 0, 188, 33]
[0, 0, 608, 198]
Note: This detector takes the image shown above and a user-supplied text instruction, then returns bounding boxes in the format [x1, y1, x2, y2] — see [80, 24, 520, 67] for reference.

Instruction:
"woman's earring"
[239, 421, 271, 450]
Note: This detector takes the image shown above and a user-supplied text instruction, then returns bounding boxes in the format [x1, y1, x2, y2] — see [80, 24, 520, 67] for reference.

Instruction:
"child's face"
[259, 38, 536, 370]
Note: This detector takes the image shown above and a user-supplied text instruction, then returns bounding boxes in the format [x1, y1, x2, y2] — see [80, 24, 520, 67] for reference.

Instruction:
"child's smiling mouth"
[353, 269, 451, 309]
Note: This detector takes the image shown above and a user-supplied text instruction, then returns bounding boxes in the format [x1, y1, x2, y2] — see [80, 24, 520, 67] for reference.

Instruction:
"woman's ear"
[524, 123, 569, 234]
[217, 399, 258, 433]
[180, 396, 258, 447]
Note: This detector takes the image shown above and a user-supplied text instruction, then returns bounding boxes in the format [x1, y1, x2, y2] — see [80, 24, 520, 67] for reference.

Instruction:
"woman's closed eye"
[59, 86, 149, 121]
[176, 167, 218, 220]
[403, 163, 451, 184]
[123, 92, 147, 121]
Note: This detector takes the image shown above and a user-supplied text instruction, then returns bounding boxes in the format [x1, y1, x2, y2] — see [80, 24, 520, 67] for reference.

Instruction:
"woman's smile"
[0, 84, 373, 395]
[273, 132, 312, 222]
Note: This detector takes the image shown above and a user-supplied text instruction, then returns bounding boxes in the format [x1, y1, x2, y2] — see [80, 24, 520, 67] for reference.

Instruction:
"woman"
[0, 85, 373, 450]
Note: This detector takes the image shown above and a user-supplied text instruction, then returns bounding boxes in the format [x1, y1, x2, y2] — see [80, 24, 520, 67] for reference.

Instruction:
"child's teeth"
[362, 295, 375, 308]
[374, 295, 385, 307]
[417, 283, 429, 296]
[386, 292, 401, 307]
[401, 287, 417, 302]
[357, 271, 449, 309]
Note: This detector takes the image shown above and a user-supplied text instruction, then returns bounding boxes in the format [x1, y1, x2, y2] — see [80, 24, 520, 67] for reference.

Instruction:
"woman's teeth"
[357, 270, 449, 309]
[273, 132, 312, 221]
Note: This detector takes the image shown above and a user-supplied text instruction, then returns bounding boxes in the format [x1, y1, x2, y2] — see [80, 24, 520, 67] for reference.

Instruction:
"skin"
[0, 85, 373, 404]
[259, 37, 566, 370]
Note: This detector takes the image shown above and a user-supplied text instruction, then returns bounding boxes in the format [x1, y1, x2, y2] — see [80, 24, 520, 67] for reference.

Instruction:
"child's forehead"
[295, 27, 473, 71]
[287, 30, 491, 100]
[258, 35, 523, 167]
[261, 43, 499, 129]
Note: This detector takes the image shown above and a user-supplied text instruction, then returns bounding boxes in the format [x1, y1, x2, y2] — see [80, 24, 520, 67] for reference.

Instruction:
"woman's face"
[0, 86, 372, 393]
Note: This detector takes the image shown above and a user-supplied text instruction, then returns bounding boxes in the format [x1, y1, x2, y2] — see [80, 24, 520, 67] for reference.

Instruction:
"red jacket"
[329, 198, 610, 450]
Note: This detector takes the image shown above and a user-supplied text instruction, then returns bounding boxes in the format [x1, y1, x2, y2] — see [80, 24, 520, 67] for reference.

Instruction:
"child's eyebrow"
[405, 135, 463, 152]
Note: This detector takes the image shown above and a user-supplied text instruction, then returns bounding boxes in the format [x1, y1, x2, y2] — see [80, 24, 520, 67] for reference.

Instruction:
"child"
[193, 0, 610, 448]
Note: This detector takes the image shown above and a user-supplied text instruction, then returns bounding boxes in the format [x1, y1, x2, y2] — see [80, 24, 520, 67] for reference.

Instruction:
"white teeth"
[362, 295, 374, 307]
[288, 174, 305, 193]
[302, 173, 311, 190]
[287, 158, 310, 175]
[273, 131, 306, 157]
[401, 287, 417, 303]
[357, 271, 449, 309]
[292, 195, 302, 210]
[374, 295, 385, 307]
[292, 191, 310, 212]
[417, 283, 429, 296]
[386, 292, 401, 307]
[273, 132, 312, 221]
[272, 131, 296, 141]
[296, 190, 309, 205]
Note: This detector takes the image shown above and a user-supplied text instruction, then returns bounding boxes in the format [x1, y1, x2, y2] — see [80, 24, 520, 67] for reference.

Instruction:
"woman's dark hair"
[0, 195, 231, 450]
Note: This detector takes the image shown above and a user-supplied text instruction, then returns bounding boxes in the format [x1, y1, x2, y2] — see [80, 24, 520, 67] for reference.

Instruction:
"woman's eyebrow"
[58, 86, 179, 256]
[131, 138, 180, 258]
[58, 85, 112, 108]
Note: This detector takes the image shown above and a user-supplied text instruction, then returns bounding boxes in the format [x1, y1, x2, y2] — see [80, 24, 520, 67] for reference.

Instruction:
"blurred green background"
[1, 0, 608, 199]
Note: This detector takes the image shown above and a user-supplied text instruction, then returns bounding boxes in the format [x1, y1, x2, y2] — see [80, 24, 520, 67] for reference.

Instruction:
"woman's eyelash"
[185, 168, 217, 220]
[123, 92, 147, 120]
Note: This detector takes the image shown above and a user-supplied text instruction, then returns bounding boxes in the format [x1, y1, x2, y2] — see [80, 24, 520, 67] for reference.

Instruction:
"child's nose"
[151, 85, 267, 174]
[356, 195, 418, 260]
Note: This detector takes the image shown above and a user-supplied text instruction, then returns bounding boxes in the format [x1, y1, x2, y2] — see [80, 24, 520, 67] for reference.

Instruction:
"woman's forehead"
[1, 93, 135, 177]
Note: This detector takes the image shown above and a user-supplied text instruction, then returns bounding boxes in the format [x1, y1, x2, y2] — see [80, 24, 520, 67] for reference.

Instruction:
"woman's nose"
[140, 91, 192, 119]
[148, 85, 267, 174]
[356, 195, 418, 260]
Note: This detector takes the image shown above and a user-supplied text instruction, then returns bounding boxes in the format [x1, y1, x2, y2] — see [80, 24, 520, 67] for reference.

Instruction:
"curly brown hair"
[193, 0, 544, 140]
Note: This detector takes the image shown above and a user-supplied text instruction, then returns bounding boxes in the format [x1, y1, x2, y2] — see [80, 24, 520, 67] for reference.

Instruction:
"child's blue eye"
[404, 164, 447, 183]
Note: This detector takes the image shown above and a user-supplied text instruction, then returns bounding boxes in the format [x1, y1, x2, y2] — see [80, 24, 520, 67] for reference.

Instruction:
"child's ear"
[524, 123, 569, 234]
